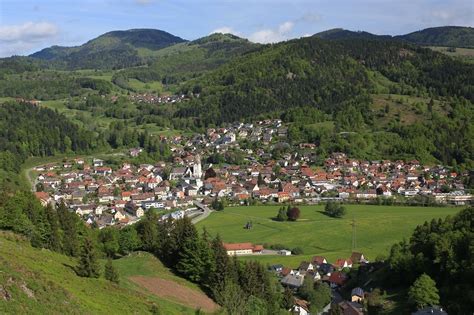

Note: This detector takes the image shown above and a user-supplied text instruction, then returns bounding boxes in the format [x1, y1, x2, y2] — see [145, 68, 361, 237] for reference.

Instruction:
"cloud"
[248, 21, 295, 43]
[211, 26, 240, 36]
[278, 21, 294, 33]
[426, 9, 474, 26]
[0, 22, 59, 57]
[0, 22, 58, 42]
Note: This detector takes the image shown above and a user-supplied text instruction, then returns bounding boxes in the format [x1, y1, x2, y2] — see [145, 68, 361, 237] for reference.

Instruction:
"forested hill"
[175, 36, 473, 167]
[396, 26, 474, 48]
[314, 28, 391, 41]
[29, 29, 186, 69]
[177, 36, 474, 124]
[314, 26, 474, 48]
[111, 33, 259, 89]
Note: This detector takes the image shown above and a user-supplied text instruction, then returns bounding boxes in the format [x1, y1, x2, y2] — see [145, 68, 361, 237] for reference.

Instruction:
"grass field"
[0, 232, 196, 314]
[428, 46, 474, 63]
[197, 204, 461, 266]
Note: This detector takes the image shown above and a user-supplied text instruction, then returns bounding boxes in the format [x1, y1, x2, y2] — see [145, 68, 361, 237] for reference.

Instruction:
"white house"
[278, 249, 292, 256]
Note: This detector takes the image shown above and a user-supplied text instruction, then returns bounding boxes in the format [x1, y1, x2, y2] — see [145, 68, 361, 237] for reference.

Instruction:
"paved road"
[191, 201, 213, 224]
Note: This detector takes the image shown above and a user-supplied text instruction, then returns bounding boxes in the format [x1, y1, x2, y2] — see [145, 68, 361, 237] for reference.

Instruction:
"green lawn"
[127, 78, 163, 93]
[197, 204, 461, 266]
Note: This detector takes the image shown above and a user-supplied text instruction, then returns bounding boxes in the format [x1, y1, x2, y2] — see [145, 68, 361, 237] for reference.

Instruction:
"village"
[33, 119, 471, 231]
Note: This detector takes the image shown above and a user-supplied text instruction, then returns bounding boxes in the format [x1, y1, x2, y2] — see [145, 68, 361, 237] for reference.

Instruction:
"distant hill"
[112, 32, 259, 89]
[396, 26, 474, 48]
[314, 26, 474, 48]
[314, 28, 392, 41]
[30, 29, 186, 69]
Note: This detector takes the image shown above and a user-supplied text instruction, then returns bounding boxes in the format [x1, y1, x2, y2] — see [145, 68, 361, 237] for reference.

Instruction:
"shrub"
[291, 247, 304, 255]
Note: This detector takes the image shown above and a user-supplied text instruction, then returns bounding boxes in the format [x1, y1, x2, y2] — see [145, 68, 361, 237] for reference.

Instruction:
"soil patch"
[129, 276, 219, 312]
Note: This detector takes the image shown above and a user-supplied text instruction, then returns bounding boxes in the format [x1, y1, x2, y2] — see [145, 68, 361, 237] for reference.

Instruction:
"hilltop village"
[33, 119, 472, 229]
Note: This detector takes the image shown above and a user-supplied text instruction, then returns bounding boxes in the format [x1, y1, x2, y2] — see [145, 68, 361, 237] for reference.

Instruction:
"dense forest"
[0, 102, 171, 189]
[177, 37, 473, 123]
[0, 102, 100, 187]
[386, 207, 474, 314]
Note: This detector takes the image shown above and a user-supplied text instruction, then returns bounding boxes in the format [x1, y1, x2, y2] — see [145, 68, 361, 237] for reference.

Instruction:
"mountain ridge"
[30, 29, 187, 69]
[314, 26, 474, 48]
[23, 26, 474, 70]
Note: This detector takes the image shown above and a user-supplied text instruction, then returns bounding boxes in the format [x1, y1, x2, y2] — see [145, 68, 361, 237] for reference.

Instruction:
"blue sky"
[0, 0, 472, 57]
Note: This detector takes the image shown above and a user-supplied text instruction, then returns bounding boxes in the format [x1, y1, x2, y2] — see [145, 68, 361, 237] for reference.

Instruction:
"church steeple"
[193, 154, 202, 178]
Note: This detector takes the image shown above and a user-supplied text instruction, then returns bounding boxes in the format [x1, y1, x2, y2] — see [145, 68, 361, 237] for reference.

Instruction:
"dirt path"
[129, 276, 219, 313]
[24, 166, 37, 192]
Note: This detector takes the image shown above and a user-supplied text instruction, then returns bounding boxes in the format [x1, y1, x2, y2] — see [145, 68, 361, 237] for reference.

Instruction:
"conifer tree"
[136, 209, 159, 252]
[276, 207, 288, 221]
[57, 201, 80, 256]
[208, 235, 231, 291]
[118, 225, 140, 255]
[45, 204, 62, 252]
[76, 237, 100, 278]
[104, 258, 120, 283]
[281, 287, 295, 310]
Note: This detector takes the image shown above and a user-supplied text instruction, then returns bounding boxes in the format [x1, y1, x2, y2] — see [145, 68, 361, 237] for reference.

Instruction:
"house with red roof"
[334, 258, 353, 270]
[328, 271, 348, 287]
[35, 192, 52, 206]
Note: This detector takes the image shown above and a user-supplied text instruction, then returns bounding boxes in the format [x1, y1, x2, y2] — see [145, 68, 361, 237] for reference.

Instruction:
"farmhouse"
[223, 242, 263, 256]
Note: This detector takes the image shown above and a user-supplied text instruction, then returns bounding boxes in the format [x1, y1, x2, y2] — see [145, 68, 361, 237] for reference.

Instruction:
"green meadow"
[197, 204, 461, 266]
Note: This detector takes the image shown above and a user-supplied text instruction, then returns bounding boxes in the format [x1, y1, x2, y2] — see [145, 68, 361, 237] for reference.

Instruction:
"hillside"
[0, 231, 209, 314]
[178, 36, 473, 123]
[314, 28, 391, 41]
[396, 26, 474, 48]
[30, 29, 186, 69]
[314, 26, 474, 48]
[174, 36, 473, 166]
[112, 33, 259, 90]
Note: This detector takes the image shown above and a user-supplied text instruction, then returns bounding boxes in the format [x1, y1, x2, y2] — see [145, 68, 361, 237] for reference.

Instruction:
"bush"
[287, 207, 301, 221]
[324, 202, 346, 218]
[264, 243, 288, 250]
[291, 247, 304, 255]
[275, 207, 288, 221]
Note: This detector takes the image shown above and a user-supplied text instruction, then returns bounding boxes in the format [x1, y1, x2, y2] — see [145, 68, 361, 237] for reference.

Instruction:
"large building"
[223, 242, 263, 256]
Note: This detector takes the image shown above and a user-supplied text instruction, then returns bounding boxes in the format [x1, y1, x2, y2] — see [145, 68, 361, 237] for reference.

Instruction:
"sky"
[0, 0, 473, 57]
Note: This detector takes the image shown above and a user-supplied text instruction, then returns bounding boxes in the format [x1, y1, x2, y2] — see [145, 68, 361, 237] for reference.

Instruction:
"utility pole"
[351, 216, 356, 251]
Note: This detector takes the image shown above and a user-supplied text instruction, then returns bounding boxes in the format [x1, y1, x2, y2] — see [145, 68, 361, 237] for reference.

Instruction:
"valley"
[0, 21, 473, 315]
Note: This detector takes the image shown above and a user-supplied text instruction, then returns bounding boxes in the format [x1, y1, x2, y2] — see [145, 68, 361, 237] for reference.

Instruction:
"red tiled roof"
[328, 271, 347, 286]
[223, 243, 263, 252]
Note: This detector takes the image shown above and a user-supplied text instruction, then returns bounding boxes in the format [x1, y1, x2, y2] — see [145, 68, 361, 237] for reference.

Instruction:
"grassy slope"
[428, 46, 474, 63]
[371, 93, 448, 127]
[197, 204, 461, 266]
[0, 232, 196, 314]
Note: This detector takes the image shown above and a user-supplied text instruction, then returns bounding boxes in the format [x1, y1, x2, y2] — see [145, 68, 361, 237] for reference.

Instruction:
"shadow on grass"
[62, 263, 78, 275]
[317, 210, 343, 218]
